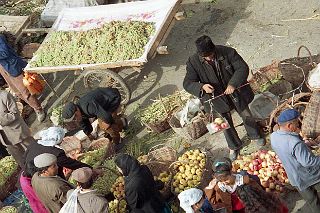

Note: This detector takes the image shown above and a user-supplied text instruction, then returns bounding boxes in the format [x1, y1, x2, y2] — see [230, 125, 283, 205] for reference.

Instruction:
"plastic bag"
[308, 63, 320, 90]
[59, 189, 80, 213]
[206, 116, 230, 134]
[179, 98, 202, 126]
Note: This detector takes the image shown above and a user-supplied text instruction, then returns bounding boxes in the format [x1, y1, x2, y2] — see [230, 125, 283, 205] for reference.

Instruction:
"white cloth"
[217, 174, 244, 193]
[178, 188, 203, 213]
[38, 126, 66, 147]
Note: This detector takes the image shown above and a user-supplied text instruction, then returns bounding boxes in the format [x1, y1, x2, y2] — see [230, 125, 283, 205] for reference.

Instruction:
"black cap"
[195, 35, 216, 56]
[62, 102, 77, 120]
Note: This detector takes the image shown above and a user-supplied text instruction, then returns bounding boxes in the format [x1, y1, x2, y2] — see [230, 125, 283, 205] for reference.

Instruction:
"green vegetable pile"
[30, 21, 155, 67]
[80, 148, 106, 168]
[50, 105, 64, 126]
[0, 206, 17, 213]
[92, 159, 118, 195]
[136, 90, 191, 124]
[0, 156, 18, 186]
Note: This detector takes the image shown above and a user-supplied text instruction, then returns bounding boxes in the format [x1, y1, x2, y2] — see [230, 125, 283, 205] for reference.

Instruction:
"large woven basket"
[148, 144, 177, 162]
[301, 91, 320, 138]
[144, 118, 171, 133]
[170, 149, 213, 195]
[169, 111, 208, 140]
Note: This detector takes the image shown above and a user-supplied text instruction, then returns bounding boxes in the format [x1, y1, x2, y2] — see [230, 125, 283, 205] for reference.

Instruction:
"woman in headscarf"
[114, 153, 171, 213]
[178, 188, 216, 213]
[23, 126, 91, 179]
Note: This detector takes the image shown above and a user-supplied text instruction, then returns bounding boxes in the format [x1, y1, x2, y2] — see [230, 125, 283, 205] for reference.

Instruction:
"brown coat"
[204, 176, 261, 213]
[32, 172, 74, 213]
[67, 189, 109, 213]
[0, 90, 34, 145]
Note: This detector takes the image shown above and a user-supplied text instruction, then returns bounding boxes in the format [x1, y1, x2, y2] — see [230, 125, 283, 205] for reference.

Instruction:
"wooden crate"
[0, 15, 31, 38]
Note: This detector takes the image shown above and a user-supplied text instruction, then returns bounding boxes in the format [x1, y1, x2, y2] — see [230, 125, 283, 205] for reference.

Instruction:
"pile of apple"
[108, 199, 127, 213]
[137, 155, 148, 164]
[154, 171, 170, 184]
[233, 150, 289, 193]
[110, 176, 125, 199]
[208, 117, 229, 133]
[172, 149, 206, 194]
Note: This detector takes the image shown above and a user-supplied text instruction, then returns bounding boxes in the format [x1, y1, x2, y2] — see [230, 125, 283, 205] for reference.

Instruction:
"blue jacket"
[271, 130, 320, 191]
[0, 35, 27, 77]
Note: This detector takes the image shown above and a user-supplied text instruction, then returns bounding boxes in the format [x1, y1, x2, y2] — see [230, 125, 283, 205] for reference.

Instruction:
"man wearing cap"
[183, 35, 265, 161]
[271, 108, 320, 213]
[65, 167, 108, 213]
[31, 153, 74, 213]
[24, 126, 91, 179]
[62, 87, 126, 144]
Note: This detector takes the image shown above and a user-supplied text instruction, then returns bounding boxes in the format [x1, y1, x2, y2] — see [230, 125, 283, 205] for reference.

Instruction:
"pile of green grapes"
[0, 156, 18, 186]
[31, 21, 155, 67]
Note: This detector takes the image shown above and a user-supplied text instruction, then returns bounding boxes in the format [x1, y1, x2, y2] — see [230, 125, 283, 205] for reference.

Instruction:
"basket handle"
[297, 45, 314, 66]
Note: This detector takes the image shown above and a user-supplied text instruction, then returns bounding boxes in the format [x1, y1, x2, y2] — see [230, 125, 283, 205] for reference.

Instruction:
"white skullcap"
[37, 126, 66, 147]
[34, 153, 57, 168]
[178, 188, 203, 213]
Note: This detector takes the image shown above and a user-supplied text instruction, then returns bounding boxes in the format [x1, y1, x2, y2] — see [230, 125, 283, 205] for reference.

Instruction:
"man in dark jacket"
[62, 87, 125, 144]
[114, 153, 169, 213]
[0, 33, 45, 122]
[24, 126, 91, 179]
[183, 35, 265, 160]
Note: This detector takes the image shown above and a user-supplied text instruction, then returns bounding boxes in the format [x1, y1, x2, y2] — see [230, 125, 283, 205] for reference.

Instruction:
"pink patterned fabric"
[20, 174, 48, 213]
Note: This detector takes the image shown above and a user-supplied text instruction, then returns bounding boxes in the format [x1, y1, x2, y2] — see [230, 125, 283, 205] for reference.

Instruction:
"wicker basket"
[147, 144, 177, 162]
[169, 111, 208, 140]
[301, 91, 320, 138]
[0, 168, 21, 201]
[60, 136, 82, 156]
[170, 149, 213, 195]
[144, 118, 171, 133]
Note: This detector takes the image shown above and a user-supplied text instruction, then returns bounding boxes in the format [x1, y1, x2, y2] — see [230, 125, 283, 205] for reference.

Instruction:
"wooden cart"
[24, 0, 183, 105]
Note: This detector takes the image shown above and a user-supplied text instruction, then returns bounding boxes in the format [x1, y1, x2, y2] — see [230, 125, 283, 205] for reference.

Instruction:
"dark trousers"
[221, 106, 260, 150]
[298, 182, 320, 213]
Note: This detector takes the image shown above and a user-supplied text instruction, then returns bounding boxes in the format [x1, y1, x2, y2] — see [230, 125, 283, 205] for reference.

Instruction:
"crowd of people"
[0, 29, 319, 213]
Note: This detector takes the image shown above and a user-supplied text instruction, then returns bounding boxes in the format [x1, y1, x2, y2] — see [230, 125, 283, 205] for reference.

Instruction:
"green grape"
[30, 21, 155, 68]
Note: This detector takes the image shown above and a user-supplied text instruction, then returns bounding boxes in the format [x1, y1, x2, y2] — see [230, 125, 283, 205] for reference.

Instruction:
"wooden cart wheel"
[83, 69, 131, 105]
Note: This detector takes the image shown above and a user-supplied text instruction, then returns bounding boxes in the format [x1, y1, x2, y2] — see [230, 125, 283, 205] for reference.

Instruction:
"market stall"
[24, 0, 183, 105]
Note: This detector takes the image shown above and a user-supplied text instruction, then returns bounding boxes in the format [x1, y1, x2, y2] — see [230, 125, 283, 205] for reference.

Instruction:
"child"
[205, 157, 288, 213]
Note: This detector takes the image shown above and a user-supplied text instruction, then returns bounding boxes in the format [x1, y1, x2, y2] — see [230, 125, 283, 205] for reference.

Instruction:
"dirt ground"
[24, 0, 320, 212]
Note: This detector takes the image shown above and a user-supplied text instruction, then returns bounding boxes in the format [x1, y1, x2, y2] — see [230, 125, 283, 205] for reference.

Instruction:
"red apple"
[220, 122, 229, 129]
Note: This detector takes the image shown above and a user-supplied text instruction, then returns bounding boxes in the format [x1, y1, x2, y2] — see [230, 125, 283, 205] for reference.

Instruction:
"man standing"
[183, 35, 264, 160]
[271, 109, 320, 213]
[32, 153, 74, 213]
[0, 33, 45, 122]
[0, 89, 35, 167]
[62, 87, 126, 144]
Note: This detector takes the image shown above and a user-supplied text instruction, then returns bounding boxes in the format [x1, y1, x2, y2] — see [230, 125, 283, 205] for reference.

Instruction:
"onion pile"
[233, 150, 289, 193]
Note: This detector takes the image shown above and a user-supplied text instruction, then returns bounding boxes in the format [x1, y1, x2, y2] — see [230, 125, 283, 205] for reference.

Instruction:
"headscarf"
[178, 188, 203, 213]
[114, 153, 140, 177]
[37, 126, 65, 147]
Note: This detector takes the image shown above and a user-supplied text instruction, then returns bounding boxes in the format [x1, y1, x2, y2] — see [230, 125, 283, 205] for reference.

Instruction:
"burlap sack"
[301, 91, 320, 138]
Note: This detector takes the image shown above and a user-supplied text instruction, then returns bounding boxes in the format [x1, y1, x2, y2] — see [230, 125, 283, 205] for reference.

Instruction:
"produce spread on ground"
[30, 21, 155, 67]
[0, 156, 18, 186]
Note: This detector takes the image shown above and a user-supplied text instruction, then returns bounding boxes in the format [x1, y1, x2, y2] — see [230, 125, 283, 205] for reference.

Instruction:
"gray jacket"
[271, 130, 320, 191]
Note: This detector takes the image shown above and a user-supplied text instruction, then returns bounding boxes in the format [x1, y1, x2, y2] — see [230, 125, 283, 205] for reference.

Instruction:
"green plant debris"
[136, 90, 191, 125]
[30, 21, 155, 67]
[92, 159, 118, 195]
[80, 148, 106, 168]
[259, 76, 282, 92]
[0, 0, 46, 16]
[0, 156, 18, 186]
